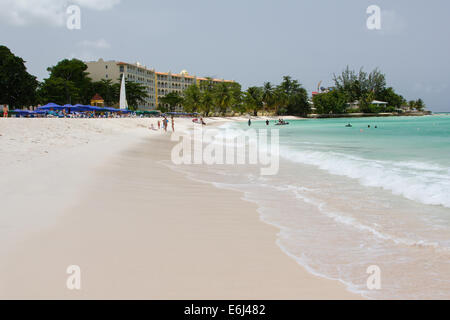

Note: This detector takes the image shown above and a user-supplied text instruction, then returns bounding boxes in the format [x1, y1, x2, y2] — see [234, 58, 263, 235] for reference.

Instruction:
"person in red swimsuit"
[2, 105, 9, 118]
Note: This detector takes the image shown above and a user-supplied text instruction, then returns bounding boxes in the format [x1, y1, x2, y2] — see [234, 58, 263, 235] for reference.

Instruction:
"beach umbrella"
[11, 110, 33, 117]
[32, 110, 48, 114]
[105, 107, 120, 112]
[37, 103, 62, 110]
[69, 105, 83, 112]
[12, 109, 31, 114]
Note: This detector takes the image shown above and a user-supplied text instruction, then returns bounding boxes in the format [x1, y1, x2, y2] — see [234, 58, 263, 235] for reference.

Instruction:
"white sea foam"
[280, 147, 450, 208]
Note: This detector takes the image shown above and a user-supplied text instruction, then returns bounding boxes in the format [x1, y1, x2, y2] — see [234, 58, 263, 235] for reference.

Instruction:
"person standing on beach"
[171, 117, 175, 132]
[2, 105, 8, 118]
[158, 120, 161, 130]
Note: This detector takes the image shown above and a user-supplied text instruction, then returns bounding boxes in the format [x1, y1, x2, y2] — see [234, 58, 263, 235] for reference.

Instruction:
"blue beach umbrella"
[37, 103, 62, 110]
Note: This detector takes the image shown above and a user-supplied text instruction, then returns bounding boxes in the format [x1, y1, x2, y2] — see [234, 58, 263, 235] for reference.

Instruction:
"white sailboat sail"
[119, 74, 128, 110]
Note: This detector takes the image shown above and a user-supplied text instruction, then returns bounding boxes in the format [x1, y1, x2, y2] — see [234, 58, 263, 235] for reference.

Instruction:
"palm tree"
[262, 82, 276, 113]
[112, 80, 149, 111]
[244, 87, 263, 116]
[200, 90, 214, 116]
[214, 82, 233, 115]
[199, 78, 216, 116]
[159, 92, 183, 112]
[183, 84, 202, 113]
[415, 98, 425, 111]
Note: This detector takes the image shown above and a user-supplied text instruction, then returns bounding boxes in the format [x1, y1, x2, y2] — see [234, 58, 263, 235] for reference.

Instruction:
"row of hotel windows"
[117, 65, 230, 84]
[124, 74, 154, 85]
[158, 77, 195, 83]
[157, 82, 190, 90]
[120, 65, 154, 77]
[158, 89, 183, 95]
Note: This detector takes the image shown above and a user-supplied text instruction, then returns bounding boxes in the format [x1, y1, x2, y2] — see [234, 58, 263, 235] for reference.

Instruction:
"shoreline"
[306, 111, 432, 118]
[0, 118, 361, 299]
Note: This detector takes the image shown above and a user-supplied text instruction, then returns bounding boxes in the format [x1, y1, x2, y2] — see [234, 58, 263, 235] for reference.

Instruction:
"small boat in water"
[276, 119, 289, 126]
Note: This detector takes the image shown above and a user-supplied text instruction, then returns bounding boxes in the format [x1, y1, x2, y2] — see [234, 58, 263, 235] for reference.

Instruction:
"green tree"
[199, 78, 216, 116]
[244, 86, 263, 116]
[214, 82, 234, 115]
[262, 82, 277, 113]
[0, 46, 38, 108]
[183, 81, 243, 115]
[277, 76, 309, 116]
[112, 80, 149, 111]
[182, 84, 202, 113]
[159, 91, 183, 112]
[37, 77, 80, 106]
[359, 91, 376, 113]
[378, 87, 405, 110]
[312, 90, 348, 114]
[228, 82, 244, 114]
[90, 79, 116, 107]
[415, 98, 425, 111]
[333, 66, 386, 102]
[38, 59, 92, 105]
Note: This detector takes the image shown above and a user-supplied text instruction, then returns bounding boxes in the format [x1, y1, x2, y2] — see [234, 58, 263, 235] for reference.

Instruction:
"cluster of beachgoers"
[6, 103, 159, 118]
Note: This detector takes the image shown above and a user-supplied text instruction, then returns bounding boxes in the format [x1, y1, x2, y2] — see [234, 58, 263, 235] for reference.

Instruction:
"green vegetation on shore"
[173, 76, 309, 116]
[312, 66, 426, 114]
[0, 45, 426, 115]
[0, 46, 38, 108]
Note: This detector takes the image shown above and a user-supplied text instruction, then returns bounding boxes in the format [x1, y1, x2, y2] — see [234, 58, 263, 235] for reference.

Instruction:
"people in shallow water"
[346, 123, 352, 127]
[248, 119, 252, 126]
[266, 120, 270, 126]
[368, 125, 371, 128]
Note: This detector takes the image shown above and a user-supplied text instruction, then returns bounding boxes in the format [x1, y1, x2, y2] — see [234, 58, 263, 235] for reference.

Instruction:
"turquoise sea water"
[281, 116, 450, 165]
[237, 115, 450, 298]
[272, 116, 450, 208]
[170, 115, 450, 299]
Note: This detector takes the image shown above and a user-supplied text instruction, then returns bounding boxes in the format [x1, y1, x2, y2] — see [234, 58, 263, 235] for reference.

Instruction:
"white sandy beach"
[0, 117, 359, 299]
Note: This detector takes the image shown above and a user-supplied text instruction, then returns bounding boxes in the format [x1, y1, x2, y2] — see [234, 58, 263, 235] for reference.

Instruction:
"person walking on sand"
[171, 117, 175, 132]
[158, 120, 161, 130]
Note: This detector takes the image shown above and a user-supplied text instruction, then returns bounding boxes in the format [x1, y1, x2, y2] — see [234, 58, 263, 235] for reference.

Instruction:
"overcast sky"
[1, 0, 449, 111]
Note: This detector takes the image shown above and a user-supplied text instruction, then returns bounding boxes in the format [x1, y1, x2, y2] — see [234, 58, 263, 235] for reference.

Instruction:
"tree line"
[312, 66, 426, 114]
[1, 45, 425, 115]
[162, 76, 310, 117]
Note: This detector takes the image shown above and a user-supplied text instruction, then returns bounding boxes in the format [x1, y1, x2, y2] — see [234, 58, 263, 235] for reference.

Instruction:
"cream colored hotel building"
[85, 59, 234, 110]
